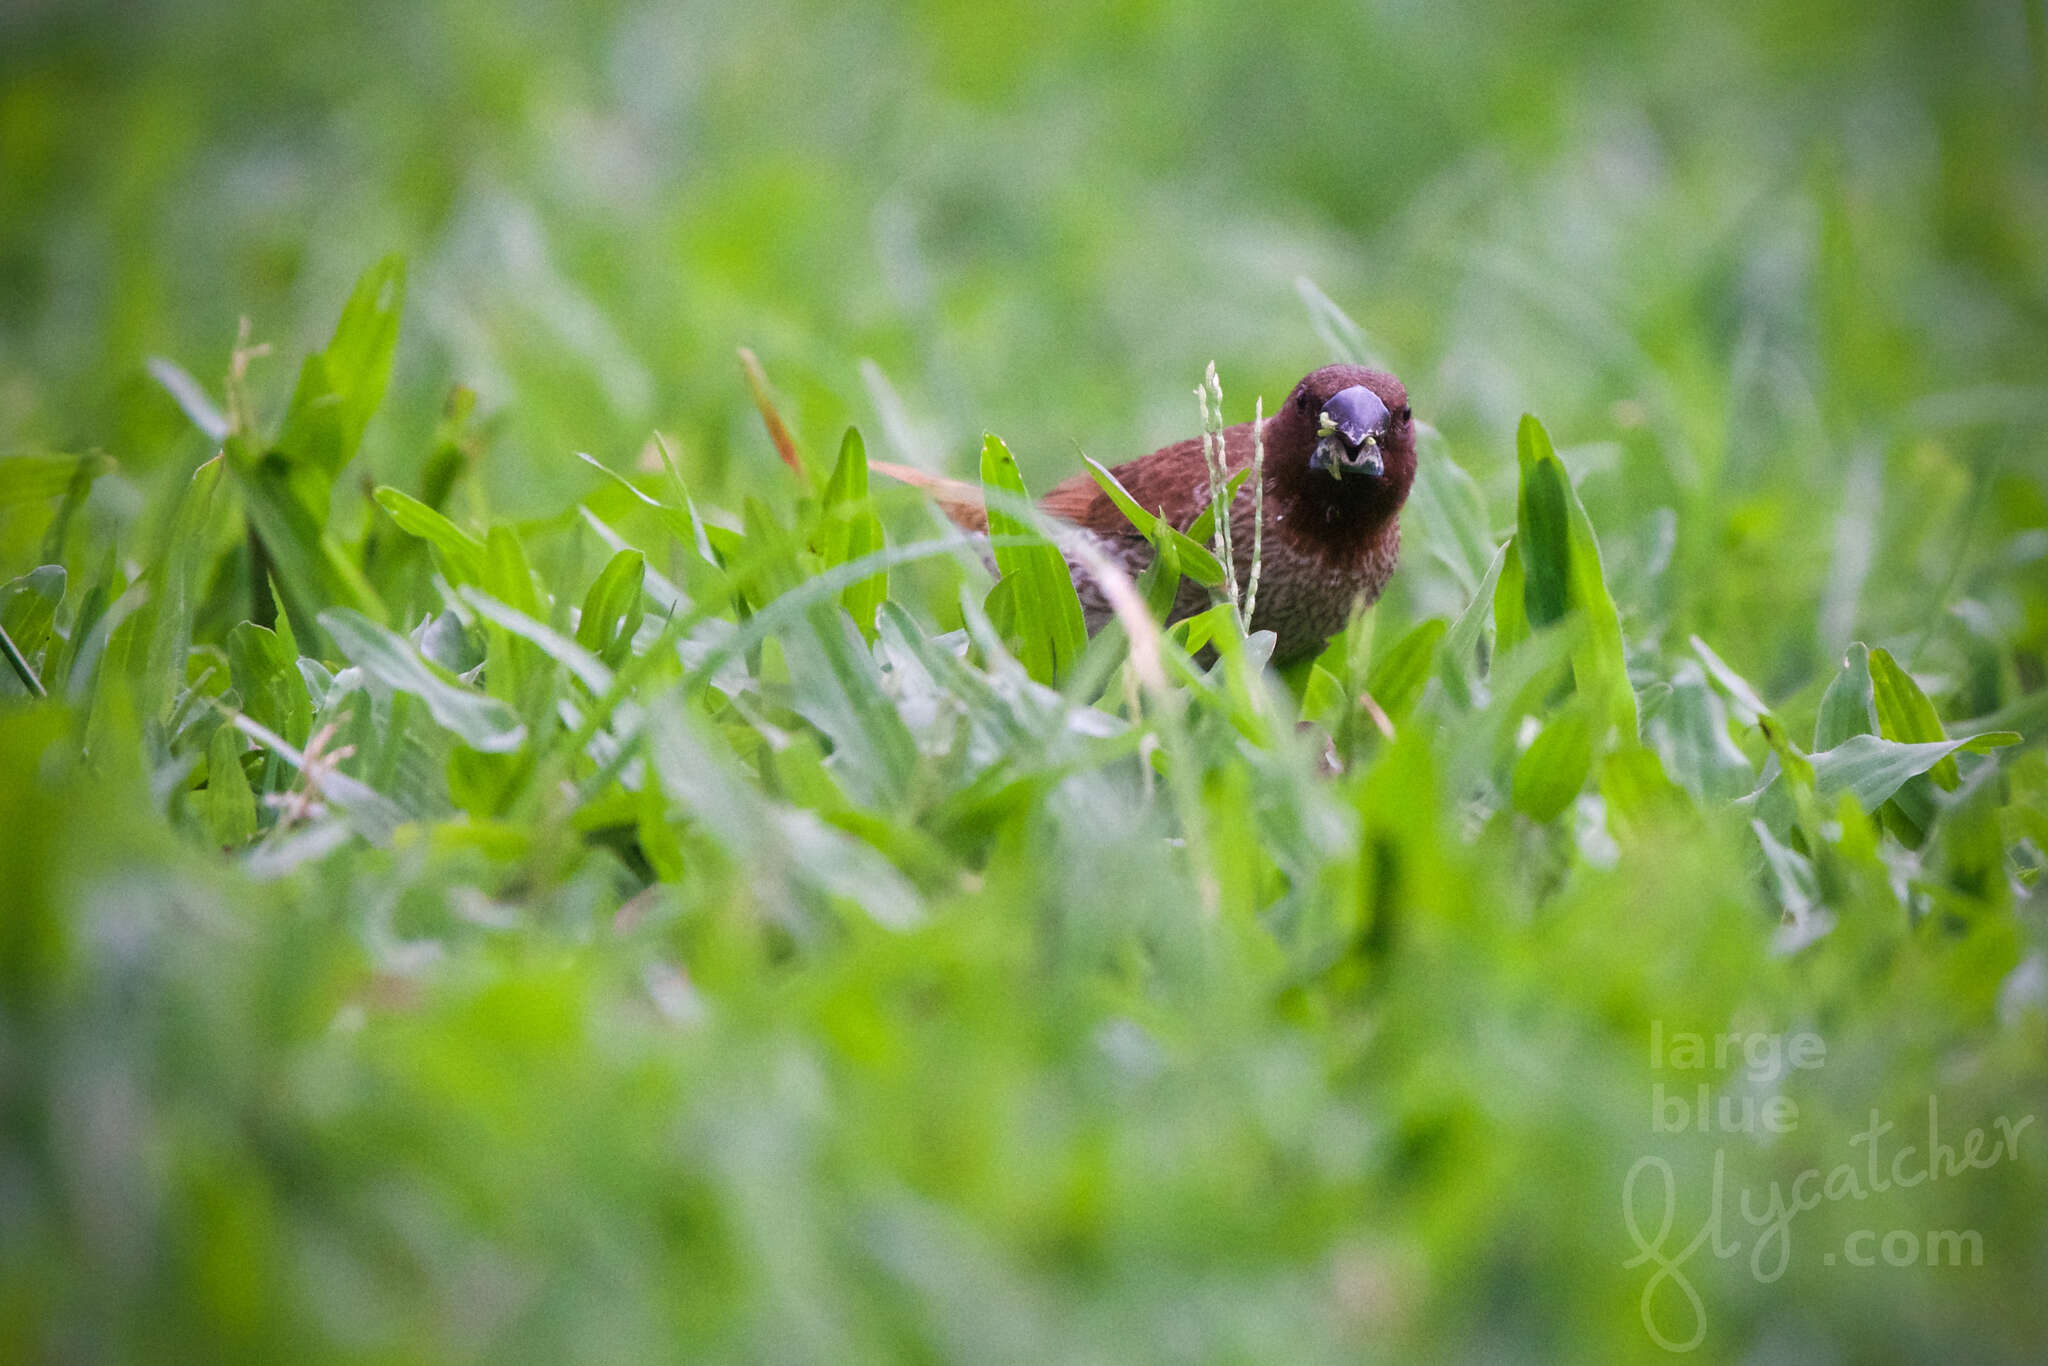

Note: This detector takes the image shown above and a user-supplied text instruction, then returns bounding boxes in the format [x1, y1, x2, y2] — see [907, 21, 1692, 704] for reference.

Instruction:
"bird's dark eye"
[1295, 392, 1311, 413]
[1392, 404, 1411, 424]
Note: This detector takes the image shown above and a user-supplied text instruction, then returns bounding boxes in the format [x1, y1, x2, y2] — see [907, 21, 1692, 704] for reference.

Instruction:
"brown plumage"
[874, 365, 1416, 664]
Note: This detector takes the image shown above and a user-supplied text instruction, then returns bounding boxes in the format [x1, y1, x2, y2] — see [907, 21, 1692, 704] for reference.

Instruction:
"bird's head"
[1271, 365, 1416, 523]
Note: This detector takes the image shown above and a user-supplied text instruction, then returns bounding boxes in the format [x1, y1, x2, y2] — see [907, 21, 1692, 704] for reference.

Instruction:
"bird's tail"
[869, 460, 989, 533]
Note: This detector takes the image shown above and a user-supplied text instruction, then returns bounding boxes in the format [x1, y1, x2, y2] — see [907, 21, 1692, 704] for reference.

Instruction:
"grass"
[3, 2, 2048, 1362]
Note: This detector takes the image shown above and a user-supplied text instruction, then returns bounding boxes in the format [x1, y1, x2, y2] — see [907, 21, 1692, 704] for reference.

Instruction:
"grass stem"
[1243, 396, 1265, 629]
[0, 619, 46, 697]
[1196, 362, 1240, 625]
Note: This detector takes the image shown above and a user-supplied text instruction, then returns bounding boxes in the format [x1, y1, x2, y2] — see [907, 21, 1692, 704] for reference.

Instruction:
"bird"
[872, 365, 1416, 665]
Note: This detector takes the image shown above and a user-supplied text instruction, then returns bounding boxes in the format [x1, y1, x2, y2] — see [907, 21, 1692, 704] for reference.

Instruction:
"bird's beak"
[1310, 430, 1385, 482]
[1310, 432, 1343, 479]
[1321, 386, 1391, 447]
[1314, 385, 1392, 482]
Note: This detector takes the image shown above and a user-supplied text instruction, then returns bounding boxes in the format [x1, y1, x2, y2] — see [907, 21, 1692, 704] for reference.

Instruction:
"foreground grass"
[1, 256, 2045, 1363]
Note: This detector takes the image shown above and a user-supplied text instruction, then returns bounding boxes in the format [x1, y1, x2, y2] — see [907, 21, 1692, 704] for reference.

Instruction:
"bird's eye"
[1392, 404, 1411, 424]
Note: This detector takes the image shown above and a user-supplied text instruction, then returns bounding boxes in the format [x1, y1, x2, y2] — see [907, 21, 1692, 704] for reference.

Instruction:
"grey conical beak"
[1320, 386, 1391, 447]
[1314, 386, 1392, 480]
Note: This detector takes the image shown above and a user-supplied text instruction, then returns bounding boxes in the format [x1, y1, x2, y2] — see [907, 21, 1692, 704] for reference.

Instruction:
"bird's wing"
[869, 461, 989, 533]
[1040, 426, 1257, 537]
[878, 421, 1258, 539]
[1036, 468, 1118, 530]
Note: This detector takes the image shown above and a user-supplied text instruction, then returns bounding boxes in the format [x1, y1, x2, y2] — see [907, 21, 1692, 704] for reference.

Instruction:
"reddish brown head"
[1263, 365, 1417, 532]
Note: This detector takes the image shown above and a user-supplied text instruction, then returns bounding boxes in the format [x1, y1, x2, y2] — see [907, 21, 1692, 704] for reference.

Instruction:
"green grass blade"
[980, 434, 1087, 685]
[1514, 420, 1572, 628]
[1515, 415, 1636, 738]
[576, 449, 708, 566]
[226, 622, 313, 752]
[1440, 540, 1508, 705]
[781, 602, 922, 811]
[318, 607, 526, 752]
[461, 588, 617, 696]
[575, 548, 647, 669]
[1494, 529, 1534, 654]
[0, 566, 64, 698]
[203, 723, 258, 846]
[0, 452, 116, 509]
[273, 256, 406, 478]
[1814, 642, 1877, 750]
[239, 458, 387, 631]
[818, 427, 888, 637]
[373, 486, 486, 584]
[1513, 698, 1598, 821]
[1364, 618, 1445, 729]
[1869, 646, 1959, 789]
[0, 618, 46, 697]
[1082, 455, 1226, 586]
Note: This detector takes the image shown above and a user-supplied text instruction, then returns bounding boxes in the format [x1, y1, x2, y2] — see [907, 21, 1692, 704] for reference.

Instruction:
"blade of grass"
[373, 485, 486, 583]
[1517, 415, 1636, 737]
[980, 434, 1087, 685]
[1869, 646, 1960, 789]
[817, 427, 889, 637]
[0, 619, 45, 697]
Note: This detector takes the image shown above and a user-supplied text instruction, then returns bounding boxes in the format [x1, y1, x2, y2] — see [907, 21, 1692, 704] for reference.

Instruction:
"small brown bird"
[874, 365, 1415, 664]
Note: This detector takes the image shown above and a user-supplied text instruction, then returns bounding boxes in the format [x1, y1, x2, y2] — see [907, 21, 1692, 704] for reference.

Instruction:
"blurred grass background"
[5, 1, 2048, 1362]
[7, 0, 2045, 690]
